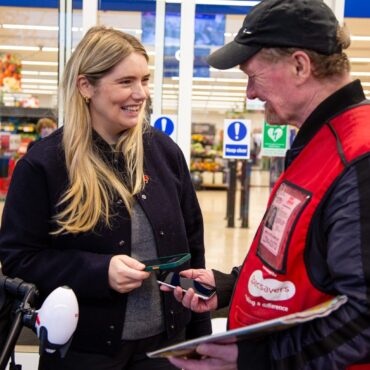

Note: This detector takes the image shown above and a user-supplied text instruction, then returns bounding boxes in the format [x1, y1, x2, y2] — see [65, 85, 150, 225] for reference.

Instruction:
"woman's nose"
[132, 83, 147, 100]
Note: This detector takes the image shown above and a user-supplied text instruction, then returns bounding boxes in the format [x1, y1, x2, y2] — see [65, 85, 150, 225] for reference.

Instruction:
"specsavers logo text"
[248, 270, 296, 301]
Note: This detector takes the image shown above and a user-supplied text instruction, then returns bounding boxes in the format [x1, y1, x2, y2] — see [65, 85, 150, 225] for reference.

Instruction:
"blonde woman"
[0, 26, 211, 370]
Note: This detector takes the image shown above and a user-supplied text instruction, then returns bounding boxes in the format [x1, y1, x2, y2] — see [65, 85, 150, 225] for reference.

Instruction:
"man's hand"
[169, 342, 238, 370]
[160, 268, 218, 313]
[108, 255, 150, 293]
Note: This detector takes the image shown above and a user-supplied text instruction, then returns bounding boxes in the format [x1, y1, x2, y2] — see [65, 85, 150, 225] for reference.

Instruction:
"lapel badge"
[143, 174, 149, 184]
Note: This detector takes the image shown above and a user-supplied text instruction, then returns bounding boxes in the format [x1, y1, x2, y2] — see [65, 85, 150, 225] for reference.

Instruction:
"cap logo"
[243, 28, 252, 34]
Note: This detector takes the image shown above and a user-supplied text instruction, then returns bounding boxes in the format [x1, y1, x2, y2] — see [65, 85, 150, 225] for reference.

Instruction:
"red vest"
[228, 104, 370, 368]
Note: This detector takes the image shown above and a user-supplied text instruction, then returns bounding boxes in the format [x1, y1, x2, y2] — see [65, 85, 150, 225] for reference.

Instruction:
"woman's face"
[88, 52, 150, 144]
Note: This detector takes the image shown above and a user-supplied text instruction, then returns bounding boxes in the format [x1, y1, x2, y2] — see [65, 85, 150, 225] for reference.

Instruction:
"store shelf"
[191, 123, 227, 189]
[0, 106, 56, 120]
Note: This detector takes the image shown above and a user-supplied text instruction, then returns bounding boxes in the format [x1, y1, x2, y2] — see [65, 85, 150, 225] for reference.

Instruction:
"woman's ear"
[76, 75, 93, 100]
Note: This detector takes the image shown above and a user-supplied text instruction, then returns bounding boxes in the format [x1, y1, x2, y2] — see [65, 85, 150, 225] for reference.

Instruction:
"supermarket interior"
[0, 0, 370, 369]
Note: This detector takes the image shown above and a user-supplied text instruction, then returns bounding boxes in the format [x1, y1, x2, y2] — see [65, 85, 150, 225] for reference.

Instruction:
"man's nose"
[246, 80, 256, 100]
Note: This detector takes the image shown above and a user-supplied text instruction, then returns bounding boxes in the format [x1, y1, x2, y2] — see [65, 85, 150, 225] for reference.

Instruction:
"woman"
[0, 26, 211, 370]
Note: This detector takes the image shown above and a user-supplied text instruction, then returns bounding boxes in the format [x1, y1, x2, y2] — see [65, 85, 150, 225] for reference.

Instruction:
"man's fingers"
[197, 343, 238, 362]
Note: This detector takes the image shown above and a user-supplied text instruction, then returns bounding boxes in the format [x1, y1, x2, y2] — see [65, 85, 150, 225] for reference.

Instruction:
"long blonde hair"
[55, 26, 149, 234]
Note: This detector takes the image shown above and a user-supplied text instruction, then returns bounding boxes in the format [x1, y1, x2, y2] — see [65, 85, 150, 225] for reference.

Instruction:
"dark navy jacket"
[214, 80, 370, 369]
[0, 126, 211, 355]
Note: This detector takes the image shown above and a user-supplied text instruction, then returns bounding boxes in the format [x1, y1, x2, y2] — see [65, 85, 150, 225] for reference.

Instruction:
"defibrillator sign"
[261, 123, 288, 157]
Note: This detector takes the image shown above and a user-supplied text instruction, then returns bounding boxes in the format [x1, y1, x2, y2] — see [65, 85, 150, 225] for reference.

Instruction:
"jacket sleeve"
[176, 148, 212, 339]
[236, 158, 370, 370]
[213, 267, 239, 308]
[0, 157, 114, 301]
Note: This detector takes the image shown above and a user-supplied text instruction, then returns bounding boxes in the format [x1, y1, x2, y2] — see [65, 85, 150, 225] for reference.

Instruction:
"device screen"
[159, 272, 216, 300]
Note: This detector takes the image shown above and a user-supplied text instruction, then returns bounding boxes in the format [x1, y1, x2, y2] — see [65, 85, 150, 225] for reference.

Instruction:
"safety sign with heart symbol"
[267, 127, 284, 142]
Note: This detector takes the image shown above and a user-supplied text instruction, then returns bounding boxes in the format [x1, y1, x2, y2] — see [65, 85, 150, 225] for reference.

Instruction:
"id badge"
[257, 181, 311, 273]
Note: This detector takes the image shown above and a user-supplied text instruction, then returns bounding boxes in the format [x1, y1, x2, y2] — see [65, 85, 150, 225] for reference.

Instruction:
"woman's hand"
[160, 268, 218, 313]
[108, 255, 150, 293]
[169, 342, 238, 370]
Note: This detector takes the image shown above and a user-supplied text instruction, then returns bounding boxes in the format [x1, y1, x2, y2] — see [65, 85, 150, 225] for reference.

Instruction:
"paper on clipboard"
[147, 295, 348, 359]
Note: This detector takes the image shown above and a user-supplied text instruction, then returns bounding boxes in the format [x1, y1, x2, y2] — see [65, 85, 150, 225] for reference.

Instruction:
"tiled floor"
[1, 168, 271, 369]
[199, 169, 270, 272]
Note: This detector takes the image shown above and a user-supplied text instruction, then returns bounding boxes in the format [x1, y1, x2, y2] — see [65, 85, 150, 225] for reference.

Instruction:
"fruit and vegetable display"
[0, 53, 22, 93]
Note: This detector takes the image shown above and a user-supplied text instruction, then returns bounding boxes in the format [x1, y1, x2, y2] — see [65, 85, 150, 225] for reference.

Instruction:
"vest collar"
[286, 80, 366, 170]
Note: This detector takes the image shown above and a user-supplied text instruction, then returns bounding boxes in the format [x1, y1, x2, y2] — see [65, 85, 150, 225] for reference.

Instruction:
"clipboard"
[147, 295, 348, 359]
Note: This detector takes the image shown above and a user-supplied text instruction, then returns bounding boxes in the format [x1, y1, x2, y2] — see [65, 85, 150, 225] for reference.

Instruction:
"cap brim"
[206, 41, 261, 70]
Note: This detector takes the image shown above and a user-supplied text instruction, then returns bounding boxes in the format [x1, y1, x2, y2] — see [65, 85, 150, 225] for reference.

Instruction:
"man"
[165, 0, 370, 369]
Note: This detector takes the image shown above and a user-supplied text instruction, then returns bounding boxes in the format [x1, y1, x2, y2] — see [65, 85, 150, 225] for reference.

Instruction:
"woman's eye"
[121, 79, 131, 85]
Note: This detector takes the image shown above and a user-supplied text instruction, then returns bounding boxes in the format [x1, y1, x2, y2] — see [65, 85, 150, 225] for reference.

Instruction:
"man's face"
[240, 53, 299, 126]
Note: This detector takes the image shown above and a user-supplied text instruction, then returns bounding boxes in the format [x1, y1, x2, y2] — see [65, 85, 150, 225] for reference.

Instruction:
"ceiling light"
[171, 77, 247, 83]
[0, 45, 39, 51]
[2, 24, 58, 31]
[350, 58, 370, 63]
[39, 71, 58, 76]
[193, 85, 246, 91]
[215, 77, 247, 83]
[22, 71, 58, 76]
[193, 96, 244, 102]
[21, 71, 38, 76]
[22, 89, 56, 95]
[21, 84, 58, 90]
[22, 61, 58, 66]
[351, 36, 370, 42]
[192, 91, 245, 97]
[361, 82, 370, 87]
[350, 72, 370, 77]
[114, 27, 142, 35]
[22, 78, 57, 84]
[41, 47, 58, 52]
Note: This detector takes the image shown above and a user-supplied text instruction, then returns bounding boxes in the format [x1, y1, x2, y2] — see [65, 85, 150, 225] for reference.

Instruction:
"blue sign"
[223, 119, 251, 159]
[224, 145, 248, 157]
[153, 116, 175, 136]
[227, 121, 247, 141]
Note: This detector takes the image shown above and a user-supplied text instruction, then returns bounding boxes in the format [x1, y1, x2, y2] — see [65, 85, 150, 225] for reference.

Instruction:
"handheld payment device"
[157, 272, 216, 300]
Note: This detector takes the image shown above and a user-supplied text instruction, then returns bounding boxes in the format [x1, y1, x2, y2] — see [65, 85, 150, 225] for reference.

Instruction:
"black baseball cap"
[207, 0, 341, 70]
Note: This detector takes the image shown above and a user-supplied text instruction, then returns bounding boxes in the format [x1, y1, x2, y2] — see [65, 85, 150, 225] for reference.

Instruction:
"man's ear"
[76, 75, 93, 100]
[291, 51, 312, 84]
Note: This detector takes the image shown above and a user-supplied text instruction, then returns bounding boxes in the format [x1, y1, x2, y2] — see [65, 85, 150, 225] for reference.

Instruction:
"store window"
[0, 1, 79, 198]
